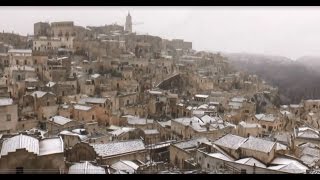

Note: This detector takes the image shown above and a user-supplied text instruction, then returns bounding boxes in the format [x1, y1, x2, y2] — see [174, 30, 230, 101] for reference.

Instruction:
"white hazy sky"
[1, 6, 320, 59]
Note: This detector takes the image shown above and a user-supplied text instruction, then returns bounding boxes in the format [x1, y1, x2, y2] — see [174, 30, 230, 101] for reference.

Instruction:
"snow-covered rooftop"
[109, 127, 135, 136]
[49, 116, 72, 126]
[39, 137, 64, 156]
[214, 134, 247, 150]
[174, 137, 209, 150]
[195, 94, 209, 98]
[69, 161, 106, 174]
[0, 98, 13, 106]
[31, 91, 54, 98]
[157, 120, 171, 128]
[208, 153, 235, 162]
[240, 136, 276, 153]
[144, 129, 159, 135]
[91, 139, 145, 157]
[91, 74, 101, 79]
[46, 81, 56, 87]
[78, 97, 107, 104]
[235, 157, 267, 168]
[74, 104, 92, 111]
[0, 134, 39, 157]
[111, 160, 139, 174]
[231, 97, 246, 102]
[239, 121, 261, 128]
[126, 116, 153, 125]
[148, 90, 163, 95]
[269, 157, 309, 174]
[255, 114, 277, 122]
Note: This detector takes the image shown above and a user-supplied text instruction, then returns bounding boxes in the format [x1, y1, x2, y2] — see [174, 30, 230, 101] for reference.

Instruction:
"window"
[6, 114, 11, 121]
[92, 115, 95, 120]
[262, 125, 266, 129]
[207, 163, 210, 168]
[47, 102, 49, 106]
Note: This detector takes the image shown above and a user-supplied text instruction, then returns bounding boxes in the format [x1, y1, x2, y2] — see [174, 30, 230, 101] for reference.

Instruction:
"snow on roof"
[109, 127, 135, 136]
[231, 97, 246, 102]
[197, 104, 208, 110]
[78, 97, 107, 104]
[59, 130, 88, 141]
[214, 134, 247, 150]
[208, 153, 235, 162]
[69, 161, 106, 174]
[0, 134, 39, 157]
[235, 157, 267, 168]
[174, 137, 209, 150]
[111, 160, 139, 174]
[144, 129, 159, 135]
[91, 140, 145, 157]
[74, 104, 92, 111]
[127, 116, 153, 125]
[281, 105, 288, 109]
[148, 90, 163, 95]
[297, 127, 320, 138]
[49, 116, 72, 126]
[192, 110, 205, 116]
[240, 136, 276, 153]
[0, 98, 13, 106]
[46, 81, 56, 87]
[269, 157, 309, 174]
[255, 114, 277, 122]
[25, 77, 38, 82]
[107, 125, 121, 131]
[8, 49, 32, 54]
[186, 106, 193, 110]
[39, 137, 64, 156]
[72, 129, 86, 134]
[30, 91, 54, 98]
[276, 143, 288, 151]
[290, 104, 302, 108]
[195, 94, 209, 98]
[158, 120, 171, 128]
[280, 110, 291, 116]
[239, 121, 261, 128]
[228, 102, 242, 109]
[91, 74, 101, 79]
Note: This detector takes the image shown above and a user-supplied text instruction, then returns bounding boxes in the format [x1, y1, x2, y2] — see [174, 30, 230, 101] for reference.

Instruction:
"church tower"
[125, 12, 132, 33]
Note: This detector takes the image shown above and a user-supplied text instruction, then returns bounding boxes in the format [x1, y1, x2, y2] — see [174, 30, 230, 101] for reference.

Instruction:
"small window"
[207, 163, 210, 168]
[92, 115, 95, 120]
[6, 114, 11, 121]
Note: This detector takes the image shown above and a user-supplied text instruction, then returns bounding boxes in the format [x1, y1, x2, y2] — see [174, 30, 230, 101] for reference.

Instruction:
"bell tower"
[125, 12, 132, 33]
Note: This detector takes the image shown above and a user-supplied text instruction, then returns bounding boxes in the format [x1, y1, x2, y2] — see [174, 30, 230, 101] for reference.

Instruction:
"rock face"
[252, 92, 281, 114]
[223, 52, 320, 104]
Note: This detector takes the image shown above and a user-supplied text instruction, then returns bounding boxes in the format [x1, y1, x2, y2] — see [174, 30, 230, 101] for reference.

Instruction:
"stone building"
[8, 49, 33, 66]
[68, 161, 106, 174]
[0, 98, 18, 134]
[46, 115, 83, 135]
[0, 134, 64, 174]
[66, 139, 147, 165]
[169, 137, 209, 169]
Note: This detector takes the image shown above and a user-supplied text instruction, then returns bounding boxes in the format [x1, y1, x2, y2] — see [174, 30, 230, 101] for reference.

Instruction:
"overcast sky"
[1, 6, 320, 59]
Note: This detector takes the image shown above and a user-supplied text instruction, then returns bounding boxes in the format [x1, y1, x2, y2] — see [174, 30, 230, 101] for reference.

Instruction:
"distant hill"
[296, 56, 320, 73]
[222, 52, 320, 104]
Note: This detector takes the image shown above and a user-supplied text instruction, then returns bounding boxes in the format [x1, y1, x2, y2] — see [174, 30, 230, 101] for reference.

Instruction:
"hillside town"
[0, 13, 319, 174]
